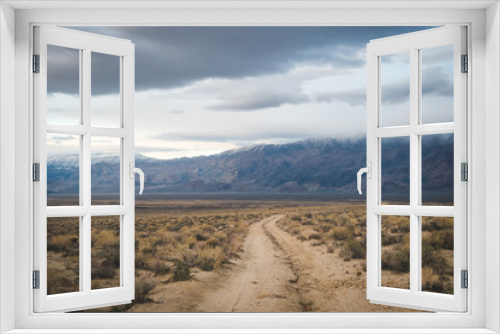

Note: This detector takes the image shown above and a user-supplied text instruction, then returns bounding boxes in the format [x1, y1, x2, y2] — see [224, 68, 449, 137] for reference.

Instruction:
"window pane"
[91, 216, 121, 289]
[380, 52, 410, 127]
[91, 137, 121, 205]
[421, 217, 454, 294]
[421, 134, 454, 206]
[421, 45, 454, 124]
[47, 217, 80, 295]
[91, 52, 121, 128]
[381, 137, 410, 205]
[381, 215, 410, 290]
[47, 45, 80, 125]
[47, 133, 80, 206]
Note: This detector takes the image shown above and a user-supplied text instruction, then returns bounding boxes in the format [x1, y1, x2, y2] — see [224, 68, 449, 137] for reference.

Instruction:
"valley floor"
[126, 214, 413, 313]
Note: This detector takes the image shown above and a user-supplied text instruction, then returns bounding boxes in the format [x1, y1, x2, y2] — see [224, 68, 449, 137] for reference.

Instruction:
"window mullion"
[409, 47, 420, 294]
[82, 47, 92, 294]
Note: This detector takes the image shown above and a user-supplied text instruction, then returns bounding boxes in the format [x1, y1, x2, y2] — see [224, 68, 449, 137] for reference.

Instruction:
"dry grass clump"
[421, 217, 454, 294]
[277, 207, 454, 295]
[47, 217, 80, 295]
[47, 267, 79, 295]
[134, 212, 266, 281]
[91, 217, 121, 288]
[277, 206, 367, 261]
[135, 275, 157, 303]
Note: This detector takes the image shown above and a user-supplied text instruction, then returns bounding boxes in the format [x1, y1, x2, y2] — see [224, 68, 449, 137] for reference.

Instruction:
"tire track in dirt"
[264, 216, 416, 312]
[193, 215, 302, 312]
[263, 216, 338, 312]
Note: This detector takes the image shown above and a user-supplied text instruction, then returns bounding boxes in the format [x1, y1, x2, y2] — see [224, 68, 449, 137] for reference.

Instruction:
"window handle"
[357, 162, 371, 195]
[129, 162, 145, 195]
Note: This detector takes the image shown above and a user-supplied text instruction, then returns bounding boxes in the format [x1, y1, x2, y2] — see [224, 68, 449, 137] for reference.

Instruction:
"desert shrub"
[422, 217, 454, 232]
[423, 231, 454, 251]
[382, 233, 399, 246]
[48, 235, 79, 255]
[297, 234, 307, 241]
[344, 238, 365, 259]
[47, 267, 78, 295]
[398, 220, 411, 233]
[196, 232, 208, 241]
[207, 236, 220, 248]
[336, 212, 348, 224]
[91, 256, 117, 279]
[135, 277, 156, 303]
[152, 260, 171, 275]
[308, 232, 322, 240]
[172, 261, 191, 281]
[103, 241, 120, 268]
[421, 243, 452, 276]
[199, 257, 215, 271]
[135, 252, 150, 270]
[331, 226, 351, 241]
[381, 245, 410, 273]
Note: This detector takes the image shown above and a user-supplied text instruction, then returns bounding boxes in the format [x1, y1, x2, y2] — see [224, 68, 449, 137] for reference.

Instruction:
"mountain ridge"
[47, 136, 453, 200]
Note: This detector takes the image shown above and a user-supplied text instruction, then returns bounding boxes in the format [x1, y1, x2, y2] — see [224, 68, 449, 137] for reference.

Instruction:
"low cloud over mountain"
[47, 136, 453, 201]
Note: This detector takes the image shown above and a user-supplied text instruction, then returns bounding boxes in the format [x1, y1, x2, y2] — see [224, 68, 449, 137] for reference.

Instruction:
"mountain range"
[47, 136, 453, 200]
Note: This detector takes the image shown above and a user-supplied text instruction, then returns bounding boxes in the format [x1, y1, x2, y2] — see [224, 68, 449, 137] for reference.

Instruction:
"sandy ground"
[127, 214, 414, 313]
[193, 215, 302, 312]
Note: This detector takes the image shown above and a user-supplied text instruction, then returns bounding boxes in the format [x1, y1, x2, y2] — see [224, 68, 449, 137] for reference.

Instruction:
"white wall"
[0, 1, 16, 333]
[486, 2, 500, 333]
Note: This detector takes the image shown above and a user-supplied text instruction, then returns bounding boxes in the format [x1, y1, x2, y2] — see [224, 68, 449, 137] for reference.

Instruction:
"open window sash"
[366, 26, 467, 312]
[33, 26, 136, 312]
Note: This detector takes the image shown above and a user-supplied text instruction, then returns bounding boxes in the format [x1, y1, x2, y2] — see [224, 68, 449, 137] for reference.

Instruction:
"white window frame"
[1, 1, 499, 333]
[33, 26, 136, 313]
[366, 26, 467, 312]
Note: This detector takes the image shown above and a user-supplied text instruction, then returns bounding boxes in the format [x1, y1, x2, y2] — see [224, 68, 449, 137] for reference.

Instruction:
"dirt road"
[194, 214, 412, 312]
[129, 214, 412, 313]
[193, 215, 303, 312]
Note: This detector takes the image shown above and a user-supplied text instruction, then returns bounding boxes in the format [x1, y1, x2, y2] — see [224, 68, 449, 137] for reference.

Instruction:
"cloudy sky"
[46, 26, 454, 160]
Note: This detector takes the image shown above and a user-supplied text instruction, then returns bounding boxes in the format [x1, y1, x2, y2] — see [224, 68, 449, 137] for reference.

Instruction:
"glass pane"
[91, 216, 121, 289]
[47, 45, 80, 124]
[380, 52, 410, 127]
[421, 217, 454, 294]
[421, 134, 454, 206]
[91, 137, 121, 205]
[421, 45, 454, 124]
[381, 215, 410, 290]
[47, 217, 80, 295]
[47, 133, 80, 206]
[381, 136, 410, 205]
[91, 52, 121, 128]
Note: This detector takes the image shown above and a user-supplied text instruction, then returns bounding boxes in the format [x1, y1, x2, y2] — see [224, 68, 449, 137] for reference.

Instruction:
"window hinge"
[461, 54, 468, 73]
[33, 270, 40, 289]
[33, 163, 40, 182]
[461, 162, 468, 182]
[461, 270, 468, 289]
[33, 54, 40, 73]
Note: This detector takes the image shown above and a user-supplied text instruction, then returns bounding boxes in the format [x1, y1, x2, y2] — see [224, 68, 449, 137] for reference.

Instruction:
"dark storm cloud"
[152, 130, 312, 143]
[51, 26, 433, 95]
[316, 66, 452, 106]
[421, 67, 454, 97]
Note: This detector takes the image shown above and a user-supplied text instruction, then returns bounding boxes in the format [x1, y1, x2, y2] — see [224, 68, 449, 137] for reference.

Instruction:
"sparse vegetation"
[46, 198, 452, 312]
